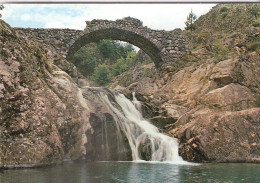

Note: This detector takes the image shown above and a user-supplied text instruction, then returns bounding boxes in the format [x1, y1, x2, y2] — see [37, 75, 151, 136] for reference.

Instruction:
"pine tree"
[185, 10, 197, 32]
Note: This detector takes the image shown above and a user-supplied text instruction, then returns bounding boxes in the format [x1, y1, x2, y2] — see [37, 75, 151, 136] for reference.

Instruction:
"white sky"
[1, 4, 216, 30]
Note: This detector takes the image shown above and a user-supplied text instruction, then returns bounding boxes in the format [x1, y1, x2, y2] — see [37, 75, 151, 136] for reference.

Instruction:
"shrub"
[93, 64, 111, 86]
[111, 51, 136, 76]
[211, 43, 229, 62]
[252, 19, 260, 27]
[220, 7, 229, 13]
[111, 58, 126, 76]
[245, 38, 260, 51]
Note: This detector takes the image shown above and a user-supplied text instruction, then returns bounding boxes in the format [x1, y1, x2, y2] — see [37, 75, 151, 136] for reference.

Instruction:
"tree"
[72, 44, 98, 77]
[0, 5, 4, 18]
[111, 51, 136, 76]
[97, 40, 135, 65]
[185, 10, 197, 32]
[93, 64, 111, 86]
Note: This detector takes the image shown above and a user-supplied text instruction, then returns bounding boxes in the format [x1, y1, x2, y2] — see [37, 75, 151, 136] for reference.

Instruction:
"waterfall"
[98, 91, 186, 163]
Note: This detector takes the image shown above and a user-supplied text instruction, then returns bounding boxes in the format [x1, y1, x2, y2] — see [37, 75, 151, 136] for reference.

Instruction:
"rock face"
[0, 20, 131, 168]
[110, 13, 260, 162]
[0, 20, 90, 167]
[116, 53, 260, 163]
[169, 108, 260, 162]
[81, 88, 132, 161]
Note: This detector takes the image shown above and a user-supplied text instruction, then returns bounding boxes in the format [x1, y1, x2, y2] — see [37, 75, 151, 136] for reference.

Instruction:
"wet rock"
[138, 137, 152, 161]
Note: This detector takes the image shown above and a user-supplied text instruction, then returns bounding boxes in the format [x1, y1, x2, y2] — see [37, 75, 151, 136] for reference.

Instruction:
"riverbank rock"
[169, 108, 260, 163]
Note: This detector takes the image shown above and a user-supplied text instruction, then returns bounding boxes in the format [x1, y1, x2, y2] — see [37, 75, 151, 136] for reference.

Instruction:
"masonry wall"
[14, 17, 189, 70]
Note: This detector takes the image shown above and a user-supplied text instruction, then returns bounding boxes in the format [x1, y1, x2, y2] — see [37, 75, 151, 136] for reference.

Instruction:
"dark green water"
[1, 161, 260, 183]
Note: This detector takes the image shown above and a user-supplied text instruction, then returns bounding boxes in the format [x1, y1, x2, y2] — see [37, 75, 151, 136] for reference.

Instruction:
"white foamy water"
[99, 91, 187, 164]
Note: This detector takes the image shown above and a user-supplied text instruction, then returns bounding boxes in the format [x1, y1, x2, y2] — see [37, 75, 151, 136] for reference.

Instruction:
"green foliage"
[97, 40, 134, 64]
[245, 37, 260, 51]
[0, 4, 4, 18]
[220, 6, 229, 13]
[111, 58, 126, 76]
[185, 10, 197, 32]
[248, 5, 260, 20]
[252, 19, 260, 27]
[93, 64, 111, 86]
[211, 43, 229, 62]
[219, 6, 229, 20]
[111, 51, 136, 76]
[252, 22, 260, 27]
[71, 39, 137, 86]
[72, 44, 98, 77]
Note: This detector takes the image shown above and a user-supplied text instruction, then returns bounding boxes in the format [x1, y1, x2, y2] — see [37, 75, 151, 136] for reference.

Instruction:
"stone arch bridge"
[15, 17, 188, 70]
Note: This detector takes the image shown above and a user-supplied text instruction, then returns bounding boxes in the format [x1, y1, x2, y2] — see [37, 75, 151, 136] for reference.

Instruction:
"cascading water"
[98, 90, 186, 163]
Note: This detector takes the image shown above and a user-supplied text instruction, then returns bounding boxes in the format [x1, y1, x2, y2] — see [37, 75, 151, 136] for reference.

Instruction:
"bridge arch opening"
[67, 28, 163, 68]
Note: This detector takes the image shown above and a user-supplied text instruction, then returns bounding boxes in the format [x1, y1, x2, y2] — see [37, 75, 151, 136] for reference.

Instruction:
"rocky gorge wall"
[0, 20, 131, 167]
[113, 53, 260, 163]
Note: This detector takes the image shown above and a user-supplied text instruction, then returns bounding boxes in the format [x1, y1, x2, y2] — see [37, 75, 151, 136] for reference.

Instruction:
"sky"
[1, 4, 216, 30]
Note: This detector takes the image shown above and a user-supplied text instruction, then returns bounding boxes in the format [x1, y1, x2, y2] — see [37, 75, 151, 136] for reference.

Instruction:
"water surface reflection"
[1, 161, 260, 183]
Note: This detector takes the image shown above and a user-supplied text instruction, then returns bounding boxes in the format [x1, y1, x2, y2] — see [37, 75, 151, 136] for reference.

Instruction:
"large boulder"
[169, 108, 260, 163]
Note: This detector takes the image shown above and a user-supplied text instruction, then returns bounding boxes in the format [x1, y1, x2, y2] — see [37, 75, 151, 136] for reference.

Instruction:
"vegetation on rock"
[71, 40, 136, 86]
[93, 64, 111, 86]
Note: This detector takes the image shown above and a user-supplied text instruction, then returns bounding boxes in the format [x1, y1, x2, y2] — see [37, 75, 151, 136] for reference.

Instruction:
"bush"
[93, 64, 111, 86]
[220, 7, 229, 13]
[252, 19, 260, 27]
[245, 38, 260, 51]
[111, 51, 136, 76]
[211, 43, 229, 62]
